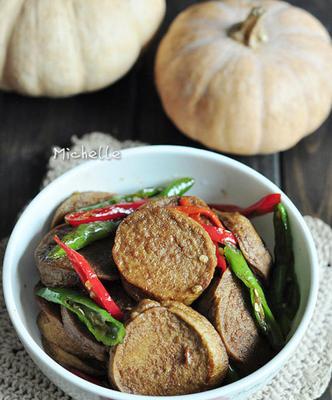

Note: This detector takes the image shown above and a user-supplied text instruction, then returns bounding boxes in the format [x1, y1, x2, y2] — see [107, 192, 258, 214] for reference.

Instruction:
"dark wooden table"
[0, 1, 331, 397]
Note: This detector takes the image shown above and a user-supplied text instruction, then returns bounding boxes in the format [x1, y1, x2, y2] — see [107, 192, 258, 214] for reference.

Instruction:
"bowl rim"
[3, 145, 319, 400]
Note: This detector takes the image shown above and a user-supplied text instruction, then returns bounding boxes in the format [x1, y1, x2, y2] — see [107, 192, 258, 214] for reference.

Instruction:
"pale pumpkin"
[0, 0, 165, 97]
[155, 0, 332, 155]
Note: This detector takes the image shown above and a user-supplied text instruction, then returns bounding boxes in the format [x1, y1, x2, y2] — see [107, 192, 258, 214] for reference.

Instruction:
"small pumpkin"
[0, 0, 165, 97]
[155, 0, 332, 155]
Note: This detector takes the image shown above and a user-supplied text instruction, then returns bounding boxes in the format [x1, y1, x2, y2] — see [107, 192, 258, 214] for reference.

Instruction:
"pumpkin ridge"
[69, 0, 87, 92]
[158, 34, 226, 75]
[190, 41, 244, 116]
[187, 49, 245, 144]
[283, 50, 332, 137]
[198, 51, 261, 152]
[260, 53, 309, 151]
[213, 1, 237, 18]
[272, 38, 332, 75]
[253, 59, 265, 154]
[128, 0, 166, 47]
[1, 0, 32, 92]
[281, 54, 311, 134]
[36, 0, 84, 95]
[0, 0, 26, 88]
[273, 5, 331, 42]
[275, 31, 331, 42]
[272, 38, 332, 102]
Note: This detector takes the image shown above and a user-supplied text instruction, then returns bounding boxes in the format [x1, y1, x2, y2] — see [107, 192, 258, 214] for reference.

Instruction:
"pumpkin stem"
[229, 7, 268, 48]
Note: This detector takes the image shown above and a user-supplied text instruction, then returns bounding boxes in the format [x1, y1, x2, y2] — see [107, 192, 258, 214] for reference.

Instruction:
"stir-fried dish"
[34, 178, 300, 395]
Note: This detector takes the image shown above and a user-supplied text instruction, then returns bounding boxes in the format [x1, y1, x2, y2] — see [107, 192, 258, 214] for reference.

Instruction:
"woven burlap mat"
[1, 133, 331, 400]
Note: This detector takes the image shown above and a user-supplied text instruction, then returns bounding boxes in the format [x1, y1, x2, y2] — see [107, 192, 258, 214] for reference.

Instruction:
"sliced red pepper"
[174, 205, 222, 227]
[190, 213, 204, 224]
[215, 244, 227, 273]
[53, 235, 123, 320]
[174, 201, 235, 272]
[202, 224, 237, 246]
[179, 197, 195, 207]
[210, 193, 281, 218]
[65, 200, 147, 226]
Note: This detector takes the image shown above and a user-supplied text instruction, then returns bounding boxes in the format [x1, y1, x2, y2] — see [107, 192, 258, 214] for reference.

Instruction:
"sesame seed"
[192, 284, 203, 294]
[199, 255, 209, 263]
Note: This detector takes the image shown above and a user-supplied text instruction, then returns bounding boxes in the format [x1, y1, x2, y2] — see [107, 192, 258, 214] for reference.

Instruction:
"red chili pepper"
[174, 200, 236, 272]
[210, 193, 281, 218]
[178, 197, 195, 207]
[65, 200, 147, 226]
[202, 224, 237, 246]
[53, 235, 123, 320]
[190, 213, 204, 224]
[174, 205, 222, 227]
[215, 244, 227, 273]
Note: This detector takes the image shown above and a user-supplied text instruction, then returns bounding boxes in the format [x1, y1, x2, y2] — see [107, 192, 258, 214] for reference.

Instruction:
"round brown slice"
[38, 297, 107, 376]
[37, 296, 107, 362]
[109, 300, 228, 395]
[196, 269, 273, 373]
[112, 206, 217, 305]
[37, 309, 84, 358]
[142, 195, 208, 210]
[214, 210, 272, 283]
[51, 191, 113, 228]
[61, 307, 107, 363]
[42, 337, 106, 377]
[35, 224, 119, 287]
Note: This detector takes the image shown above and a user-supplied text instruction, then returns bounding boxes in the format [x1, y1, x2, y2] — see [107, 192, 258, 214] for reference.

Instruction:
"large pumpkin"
[155, 0, 332, 155]
[0, 0, 165, 97]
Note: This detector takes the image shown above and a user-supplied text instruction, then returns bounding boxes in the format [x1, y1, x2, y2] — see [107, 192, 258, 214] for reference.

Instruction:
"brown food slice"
[35, 224, 119, 287]
[42, 337, 106, 377]
[142, 195, 208, 209]
[197, 269, 272, 373]
[51, 191, 113, 228]
[37, 289, 108, 376]
[37, 297, 108, 362]
[61, 307, 107, 363]
[109, 299, 228, 395]
[37, 310, 84, 357]
[215, 210, 272, 282]
[113, 206, 217, 305]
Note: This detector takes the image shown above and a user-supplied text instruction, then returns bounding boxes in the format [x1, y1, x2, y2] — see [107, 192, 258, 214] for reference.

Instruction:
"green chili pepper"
[79, 177, 195, 211]
[224, 245, 284, 350]
[159, 177, 195, 197]
[36, 287, 125, 346]
[48, 221, 119, 259]
[270, 204, 300, 335]
[272, 204, 294, 307]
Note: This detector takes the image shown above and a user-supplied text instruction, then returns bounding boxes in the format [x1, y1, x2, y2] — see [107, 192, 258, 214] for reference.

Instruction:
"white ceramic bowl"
[3, 145, 318, 400]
